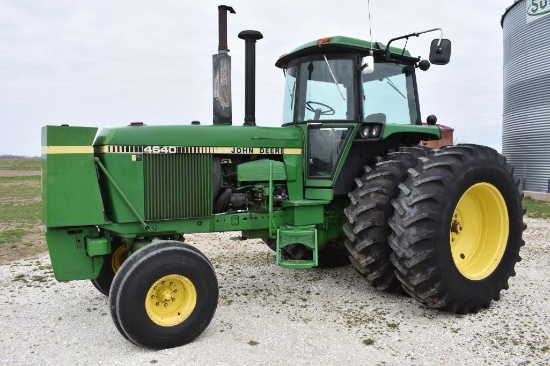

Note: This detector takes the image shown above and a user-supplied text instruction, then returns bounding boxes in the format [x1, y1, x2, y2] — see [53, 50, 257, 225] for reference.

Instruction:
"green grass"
[0, 202, 41, 223]
[0, 176, 41, 200]
[523, 198, 550, 219]
[0, 229, 26, 244]
[0, 176, 41, 223]
[0, 158, 40, 170]
[0, 170, 44, 262]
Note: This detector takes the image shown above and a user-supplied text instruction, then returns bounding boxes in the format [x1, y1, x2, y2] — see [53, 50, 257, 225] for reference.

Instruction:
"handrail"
[94, 157, 150, 231]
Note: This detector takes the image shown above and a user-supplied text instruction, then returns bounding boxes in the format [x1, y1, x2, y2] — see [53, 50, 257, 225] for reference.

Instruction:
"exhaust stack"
[238, 30, 263, 126]
[213, 5, 235, 125]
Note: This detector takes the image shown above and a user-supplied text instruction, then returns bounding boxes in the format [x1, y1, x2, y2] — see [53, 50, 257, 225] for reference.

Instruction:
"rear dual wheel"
[388, 145, 525, 313]
[109, 241, 218, 348]
[343, 147, 431, 291]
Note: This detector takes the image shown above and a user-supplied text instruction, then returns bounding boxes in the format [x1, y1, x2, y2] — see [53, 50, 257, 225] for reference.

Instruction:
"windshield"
[362, 63, 418, 124]
[282, 57, 355, 123]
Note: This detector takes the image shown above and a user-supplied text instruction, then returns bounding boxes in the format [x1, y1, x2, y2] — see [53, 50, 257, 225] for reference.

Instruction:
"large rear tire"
[389, 145, 525, 313]
[343, 147, 431, 291]
[109, 241, 218, 349]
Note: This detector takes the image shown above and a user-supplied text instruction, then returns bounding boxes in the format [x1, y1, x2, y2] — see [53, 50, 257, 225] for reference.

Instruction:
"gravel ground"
[1, 218, 549, 365]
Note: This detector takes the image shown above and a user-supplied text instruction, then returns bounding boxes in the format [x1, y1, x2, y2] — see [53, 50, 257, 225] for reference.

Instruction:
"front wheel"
[109, 241, 218, 348]
[389, 145, 525, 313]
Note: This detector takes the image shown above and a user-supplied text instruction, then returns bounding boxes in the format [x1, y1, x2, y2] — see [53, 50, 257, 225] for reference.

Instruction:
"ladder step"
[276, 226, 318, 269]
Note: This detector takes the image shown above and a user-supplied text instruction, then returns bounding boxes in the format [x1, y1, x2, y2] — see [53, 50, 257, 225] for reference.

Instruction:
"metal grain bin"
[502, 0, 550, 192]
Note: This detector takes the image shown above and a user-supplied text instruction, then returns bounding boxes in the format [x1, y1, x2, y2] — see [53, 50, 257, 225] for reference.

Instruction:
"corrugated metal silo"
[502, 0, 550, 193]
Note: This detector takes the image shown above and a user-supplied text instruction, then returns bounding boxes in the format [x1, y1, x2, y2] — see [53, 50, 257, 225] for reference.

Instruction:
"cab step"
[276, 226, 318, 269]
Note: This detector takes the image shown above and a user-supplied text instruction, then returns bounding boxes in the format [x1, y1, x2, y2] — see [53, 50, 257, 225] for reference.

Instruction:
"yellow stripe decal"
[42, 146, 94, 154]
[95, 146, 303, 155]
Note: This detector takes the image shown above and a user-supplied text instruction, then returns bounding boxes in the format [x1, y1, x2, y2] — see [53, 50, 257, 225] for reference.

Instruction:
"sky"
[0, 0, 515, 156]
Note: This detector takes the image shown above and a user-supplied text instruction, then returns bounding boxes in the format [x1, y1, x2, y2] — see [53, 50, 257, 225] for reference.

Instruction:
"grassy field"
[0, 158, 44, 264]
[0, 158, 549, 264]
[0, 157, 40, 170]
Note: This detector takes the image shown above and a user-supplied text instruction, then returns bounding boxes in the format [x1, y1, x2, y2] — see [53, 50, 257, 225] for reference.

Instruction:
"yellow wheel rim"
[450, 183, 509, 280]
[111, 245, 127, 273]
[145, 274, 197, 327]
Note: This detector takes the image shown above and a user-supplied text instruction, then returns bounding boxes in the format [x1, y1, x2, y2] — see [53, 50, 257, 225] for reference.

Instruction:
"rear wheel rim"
[145, 274, 197, 326]
[450, 183, 509, 280]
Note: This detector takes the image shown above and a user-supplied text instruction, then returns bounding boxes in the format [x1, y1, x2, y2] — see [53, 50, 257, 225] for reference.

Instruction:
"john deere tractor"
[41, 6, 525, 349]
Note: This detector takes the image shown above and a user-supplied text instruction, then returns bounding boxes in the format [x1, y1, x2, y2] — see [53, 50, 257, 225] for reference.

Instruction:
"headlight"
[369, 125, 381, 138]
[360, 124, 382, 139]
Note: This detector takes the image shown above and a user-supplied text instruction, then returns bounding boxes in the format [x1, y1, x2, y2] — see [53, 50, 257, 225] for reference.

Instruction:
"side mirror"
[429, 39, 451, 65]
[360, 55, 374, 74]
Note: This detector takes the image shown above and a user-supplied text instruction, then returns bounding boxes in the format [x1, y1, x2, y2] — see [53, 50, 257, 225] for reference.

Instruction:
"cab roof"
[275, 35, 415, 68]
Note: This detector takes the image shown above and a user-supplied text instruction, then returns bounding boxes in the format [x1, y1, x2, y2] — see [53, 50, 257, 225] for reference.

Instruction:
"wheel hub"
[145, 274, 197, 327]
[449, 183, 509, 280]
[450, 216, 464, 239]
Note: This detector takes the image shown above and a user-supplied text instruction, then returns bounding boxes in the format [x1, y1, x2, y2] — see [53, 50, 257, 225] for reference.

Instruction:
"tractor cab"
[276, 35, 448, 186]
[277, 37, 420, 126]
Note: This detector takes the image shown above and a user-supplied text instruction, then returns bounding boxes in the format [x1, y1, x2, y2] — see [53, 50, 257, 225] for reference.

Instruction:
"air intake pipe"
[238, 30, 263, 126]
[213, 5, 235, 125]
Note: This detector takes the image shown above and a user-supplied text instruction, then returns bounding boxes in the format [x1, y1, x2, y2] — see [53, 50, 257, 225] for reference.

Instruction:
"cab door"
[304, 123, 355, 192]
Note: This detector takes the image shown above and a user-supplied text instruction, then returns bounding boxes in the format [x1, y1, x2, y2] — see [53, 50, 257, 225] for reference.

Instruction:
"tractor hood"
[94, 124, 303, 150]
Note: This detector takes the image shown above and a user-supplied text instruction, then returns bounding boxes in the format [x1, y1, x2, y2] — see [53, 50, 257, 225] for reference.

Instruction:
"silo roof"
[501, 0, 523, 27]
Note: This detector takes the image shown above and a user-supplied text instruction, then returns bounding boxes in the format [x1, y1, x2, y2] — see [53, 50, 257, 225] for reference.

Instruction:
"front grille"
[144, 154, 212, 220]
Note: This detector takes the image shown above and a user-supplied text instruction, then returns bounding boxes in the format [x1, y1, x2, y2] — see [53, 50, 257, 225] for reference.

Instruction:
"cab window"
[308, 127, 352, 177]
[362, 63, 418, 124]
[282, 57, 355, 123]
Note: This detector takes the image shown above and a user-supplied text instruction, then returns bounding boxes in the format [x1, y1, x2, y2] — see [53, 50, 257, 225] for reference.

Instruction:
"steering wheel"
[305, 101, 335, 118]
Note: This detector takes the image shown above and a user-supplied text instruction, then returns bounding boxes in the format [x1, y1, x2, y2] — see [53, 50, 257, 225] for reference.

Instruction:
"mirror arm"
[385, 28, 444, 59]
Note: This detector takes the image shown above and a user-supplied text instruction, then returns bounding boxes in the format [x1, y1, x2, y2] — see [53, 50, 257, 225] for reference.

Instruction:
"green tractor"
[41, 6, 525, 349]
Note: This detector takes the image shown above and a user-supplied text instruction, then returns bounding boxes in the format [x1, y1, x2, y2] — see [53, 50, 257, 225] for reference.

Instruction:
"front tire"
[389, 145, 525, 313]
[109, 241, 218, 348]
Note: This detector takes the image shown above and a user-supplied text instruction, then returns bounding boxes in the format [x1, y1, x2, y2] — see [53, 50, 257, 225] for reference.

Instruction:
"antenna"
[367, 0, 373, 54]
[360, 0, 374, 74]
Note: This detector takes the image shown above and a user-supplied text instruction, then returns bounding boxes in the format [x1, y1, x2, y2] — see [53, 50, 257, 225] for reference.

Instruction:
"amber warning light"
[317, 37, 330, 44]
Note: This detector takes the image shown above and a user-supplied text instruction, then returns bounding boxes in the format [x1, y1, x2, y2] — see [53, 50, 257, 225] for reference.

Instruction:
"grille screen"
[144, 154, 212, 220]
